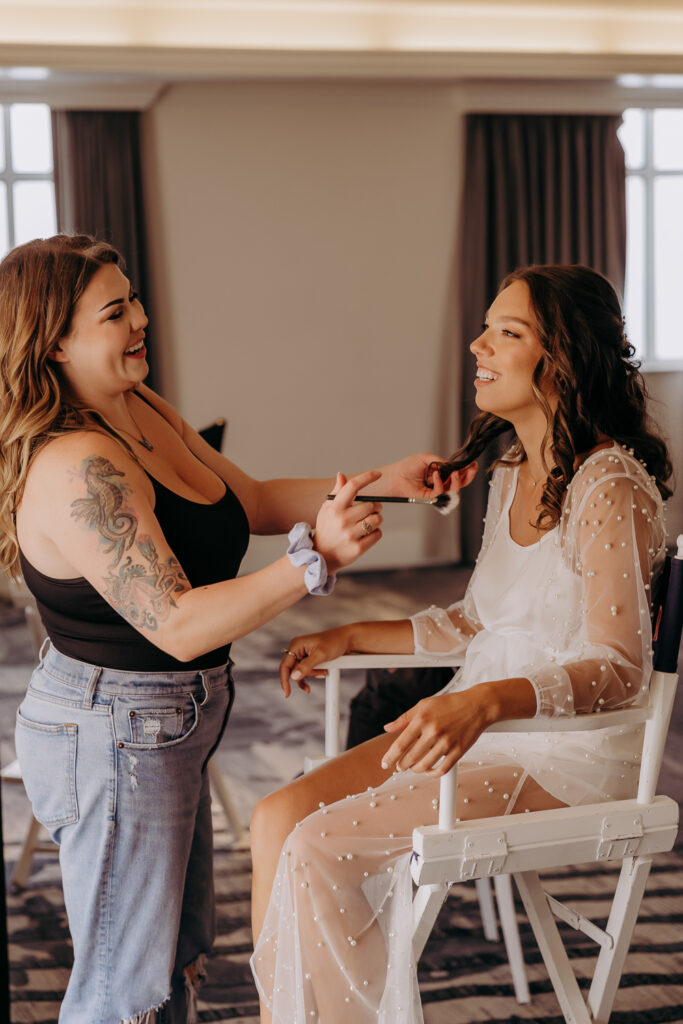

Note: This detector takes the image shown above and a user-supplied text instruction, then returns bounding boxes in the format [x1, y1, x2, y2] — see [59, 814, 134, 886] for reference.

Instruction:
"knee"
[250, 787, 305, 861]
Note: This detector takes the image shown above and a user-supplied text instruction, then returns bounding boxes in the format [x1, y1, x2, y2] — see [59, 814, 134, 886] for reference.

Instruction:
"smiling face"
[51, 263, 149, 404]
[470, 279, 555, 427]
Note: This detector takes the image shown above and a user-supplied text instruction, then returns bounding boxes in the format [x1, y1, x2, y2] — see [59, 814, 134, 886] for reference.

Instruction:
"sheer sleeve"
[411, 465, 512, 657]
[526, 449, 665, 718]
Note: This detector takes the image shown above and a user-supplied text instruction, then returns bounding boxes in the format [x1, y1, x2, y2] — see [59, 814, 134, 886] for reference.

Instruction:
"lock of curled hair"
[430, 264, 673, 530]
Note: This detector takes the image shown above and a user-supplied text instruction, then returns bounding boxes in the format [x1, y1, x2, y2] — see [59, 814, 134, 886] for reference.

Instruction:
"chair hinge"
[596, 812, 644, 860]
[460, 830, 509, 879]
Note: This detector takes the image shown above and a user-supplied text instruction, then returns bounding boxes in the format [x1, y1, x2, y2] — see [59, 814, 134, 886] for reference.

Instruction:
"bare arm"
[278, 619, 415, 696]
[380, 678, 537, 775]
[23, 433, 382, 663]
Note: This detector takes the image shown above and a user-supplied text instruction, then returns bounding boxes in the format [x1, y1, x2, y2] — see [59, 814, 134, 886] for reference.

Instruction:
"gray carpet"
[2, 565, 683, 1023]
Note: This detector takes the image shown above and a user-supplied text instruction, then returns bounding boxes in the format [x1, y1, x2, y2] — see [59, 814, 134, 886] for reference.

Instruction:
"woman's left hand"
[374, 453, 477, 501]
[380, 688, 491, 776]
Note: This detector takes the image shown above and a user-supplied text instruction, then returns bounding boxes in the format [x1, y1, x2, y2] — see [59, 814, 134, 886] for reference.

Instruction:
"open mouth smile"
[475, 367, 500, 383]
[124, 340, 146, 357]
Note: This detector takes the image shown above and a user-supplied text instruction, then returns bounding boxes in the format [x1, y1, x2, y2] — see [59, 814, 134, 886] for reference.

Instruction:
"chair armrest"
[317, 654, 464, 757]
[319, 654, 465, 671]
[317, 655, 651, 746]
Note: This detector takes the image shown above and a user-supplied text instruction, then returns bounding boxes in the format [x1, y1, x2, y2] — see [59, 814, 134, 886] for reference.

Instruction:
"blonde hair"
[0, 234, 130, 575]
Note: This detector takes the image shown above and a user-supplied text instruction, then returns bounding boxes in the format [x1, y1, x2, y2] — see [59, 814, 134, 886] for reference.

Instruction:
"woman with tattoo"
[0, 234, 463, 1024]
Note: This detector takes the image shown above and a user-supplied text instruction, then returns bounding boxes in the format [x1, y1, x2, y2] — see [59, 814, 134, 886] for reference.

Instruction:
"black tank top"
[19, 473, 250, 672]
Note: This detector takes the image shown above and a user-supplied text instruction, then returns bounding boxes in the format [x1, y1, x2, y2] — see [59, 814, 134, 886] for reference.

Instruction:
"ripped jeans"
[15, 641, 235, 1024]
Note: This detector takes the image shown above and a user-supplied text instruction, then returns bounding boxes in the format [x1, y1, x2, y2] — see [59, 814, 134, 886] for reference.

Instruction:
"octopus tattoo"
[71, 455, 189, 631]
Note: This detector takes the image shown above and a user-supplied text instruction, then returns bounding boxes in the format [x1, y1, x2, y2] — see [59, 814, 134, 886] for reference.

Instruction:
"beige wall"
[140, 79, 683, 574]
[142, 81, 464, 572]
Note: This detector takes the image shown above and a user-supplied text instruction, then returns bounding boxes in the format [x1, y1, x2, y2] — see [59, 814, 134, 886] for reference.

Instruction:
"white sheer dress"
[251, 444, 666, 1023]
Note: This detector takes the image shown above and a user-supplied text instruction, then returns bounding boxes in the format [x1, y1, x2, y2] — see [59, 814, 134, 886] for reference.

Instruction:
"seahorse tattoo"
[70, 456, 189, 631]
[70, 455, 137, 567]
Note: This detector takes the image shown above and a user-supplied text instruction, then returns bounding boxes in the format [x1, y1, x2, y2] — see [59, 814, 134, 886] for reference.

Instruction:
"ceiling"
[0, 1, 682, 107]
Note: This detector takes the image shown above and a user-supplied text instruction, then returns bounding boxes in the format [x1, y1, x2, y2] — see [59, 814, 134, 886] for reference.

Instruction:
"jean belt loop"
[83, 665, 102, 709]
[198, 670, 211, 707]
[37, 636, 50, 666]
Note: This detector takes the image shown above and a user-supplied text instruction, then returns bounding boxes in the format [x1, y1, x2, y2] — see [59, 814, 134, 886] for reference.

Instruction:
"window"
[0, 103, 57, 260]
[619, 108, 683, 369]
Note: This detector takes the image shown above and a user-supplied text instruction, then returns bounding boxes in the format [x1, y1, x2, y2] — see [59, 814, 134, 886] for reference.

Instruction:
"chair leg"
[412, 883, 450, 961]
[207, 759, 249, 849]
[475, 877, 499, 941]
[515, 869, 591, 1024]
[494, 873, 530, 1004]
[588, 856, 652, 1024]
[10, 813, 44, 890]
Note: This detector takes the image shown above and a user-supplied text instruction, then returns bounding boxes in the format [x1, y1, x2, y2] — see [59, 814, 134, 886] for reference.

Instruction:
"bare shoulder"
[30, 429, 142, 478]
[24, 430, 153, 513]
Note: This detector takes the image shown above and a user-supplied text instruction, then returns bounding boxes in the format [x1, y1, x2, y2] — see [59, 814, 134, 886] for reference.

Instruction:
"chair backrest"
[652, 537, 683, 673]
[198, 418, 227, 453]
[637, 536, 683, 804]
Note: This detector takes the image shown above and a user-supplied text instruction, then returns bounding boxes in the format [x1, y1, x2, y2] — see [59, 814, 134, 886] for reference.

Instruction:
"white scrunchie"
[286, 522, 337, 596]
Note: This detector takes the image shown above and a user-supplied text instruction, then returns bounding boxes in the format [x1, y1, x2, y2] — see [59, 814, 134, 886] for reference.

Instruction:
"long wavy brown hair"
[436, 264, 673, 529]
[0, 234, 135, 575]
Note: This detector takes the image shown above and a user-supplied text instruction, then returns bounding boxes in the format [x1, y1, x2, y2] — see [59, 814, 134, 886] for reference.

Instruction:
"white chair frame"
[311, 539, 682, 1023]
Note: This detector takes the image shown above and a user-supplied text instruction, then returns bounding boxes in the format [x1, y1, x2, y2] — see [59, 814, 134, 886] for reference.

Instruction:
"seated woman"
[249, 264, 672, 1024]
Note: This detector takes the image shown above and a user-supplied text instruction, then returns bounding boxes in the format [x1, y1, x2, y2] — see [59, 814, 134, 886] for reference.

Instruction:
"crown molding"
[0, 1, 681, 71]
[2, 45, 683, 83]
[0, 2, 682, 106]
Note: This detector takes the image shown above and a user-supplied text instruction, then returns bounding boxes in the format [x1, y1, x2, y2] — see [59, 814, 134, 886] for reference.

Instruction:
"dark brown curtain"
[459, 113, 627, 562]
[51, 110, 155, 387]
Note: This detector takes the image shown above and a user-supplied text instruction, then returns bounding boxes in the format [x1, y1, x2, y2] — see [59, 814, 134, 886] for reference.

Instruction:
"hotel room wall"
[141, 80, 464, 572]
[140, 80, 683, 570]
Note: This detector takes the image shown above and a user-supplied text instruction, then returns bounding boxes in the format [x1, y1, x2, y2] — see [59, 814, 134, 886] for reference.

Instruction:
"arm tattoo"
[70, 455, 189, 632]
[70, 455, 136, 567]
[103, 537, 189, 631]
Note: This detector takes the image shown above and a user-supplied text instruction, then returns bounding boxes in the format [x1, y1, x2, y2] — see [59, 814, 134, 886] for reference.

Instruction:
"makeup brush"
[325, 492, 460, 516]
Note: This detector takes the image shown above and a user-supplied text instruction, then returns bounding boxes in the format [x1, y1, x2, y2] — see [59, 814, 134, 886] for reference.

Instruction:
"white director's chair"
[312, 536, 683, 1022]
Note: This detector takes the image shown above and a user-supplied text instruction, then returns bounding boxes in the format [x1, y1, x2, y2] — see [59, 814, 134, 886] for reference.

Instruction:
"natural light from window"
[619, 107, 683, 367]
[0, 103, 56, 260]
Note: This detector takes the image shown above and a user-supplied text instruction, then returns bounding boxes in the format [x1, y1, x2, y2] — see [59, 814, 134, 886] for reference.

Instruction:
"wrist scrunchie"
[286, 522, 337, 596]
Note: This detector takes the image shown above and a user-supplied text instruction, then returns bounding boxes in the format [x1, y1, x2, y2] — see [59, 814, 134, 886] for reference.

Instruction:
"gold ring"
[361, 518, 373, 535]
[281, 648, 297, 657]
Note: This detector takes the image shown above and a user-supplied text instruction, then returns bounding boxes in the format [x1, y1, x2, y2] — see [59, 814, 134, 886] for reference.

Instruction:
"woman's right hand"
[313, 471, 383, 574]
[280, 625, 353, 696]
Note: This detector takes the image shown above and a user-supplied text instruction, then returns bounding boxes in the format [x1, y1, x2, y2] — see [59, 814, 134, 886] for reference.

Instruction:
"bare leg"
[251, 750, 567, 1024]
[250, 734, 395, 1023]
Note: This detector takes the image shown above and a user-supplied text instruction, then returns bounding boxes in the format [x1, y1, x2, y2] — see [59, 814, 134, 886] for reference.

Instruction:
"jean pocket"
[115, 692, 199, 750]
[15, 709, 79, 827]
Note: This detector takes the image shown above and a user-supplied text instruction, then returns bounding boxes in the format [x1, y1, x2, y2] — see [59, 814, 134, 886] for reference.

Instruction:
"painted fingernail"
[381, 761, 389, 770]
[291, 670, 301, 681]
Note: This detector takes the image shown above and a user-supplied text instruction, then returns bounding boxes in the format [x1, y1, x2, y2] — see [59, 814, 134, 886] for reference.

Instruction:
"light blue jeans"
[15, 641, 235, 1024]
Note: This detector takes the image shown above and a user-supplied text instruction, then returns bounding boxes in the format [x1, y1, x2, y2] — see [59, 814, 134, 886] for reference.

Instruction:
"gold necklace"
[525, 464, 544, 489]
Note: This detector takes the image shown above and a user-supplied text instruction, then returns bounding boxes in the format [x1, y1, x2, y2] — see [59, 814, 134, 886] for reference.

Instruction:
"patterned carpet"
[3, 564, 683, 1022]
[7, 828, 683, 1023]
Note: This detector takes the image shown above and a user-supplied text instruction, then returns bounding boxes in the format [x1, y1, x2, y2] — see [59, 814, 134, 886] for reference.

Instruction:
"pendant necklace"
[121, 407, 155, 452]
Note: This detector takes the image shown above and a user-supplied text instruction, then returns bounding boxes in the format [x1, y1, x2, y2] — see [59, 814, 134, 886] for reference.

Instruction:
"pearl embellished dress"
[251, 444, 665, 1023]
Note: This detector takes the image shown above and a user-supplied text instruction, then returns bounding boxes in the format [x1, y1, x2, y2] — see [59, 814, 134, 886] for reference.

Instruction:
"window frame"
[0, 102, 56, 259]
[623, 105, 683, 373]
